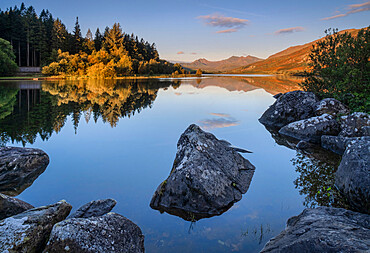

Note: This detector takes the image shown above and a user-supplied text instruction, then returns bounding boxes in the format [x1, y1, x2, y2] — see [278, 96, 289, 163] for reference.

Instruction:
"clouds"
[216, 29, 237, 34]
[177, 51, 184, 55]
[199, 113, 239, 130]
[176, 51, 197, 56]
[274, 27, 304, 35]
[198, 13, 249, 33]
[322, 1, 370, 20]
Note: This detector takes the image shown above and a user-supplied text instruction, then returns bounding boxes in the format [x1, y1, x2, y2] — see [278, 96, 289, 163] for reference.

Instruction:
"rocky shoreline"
[1, 91, 369, 252]
[259, 91, 370, 252]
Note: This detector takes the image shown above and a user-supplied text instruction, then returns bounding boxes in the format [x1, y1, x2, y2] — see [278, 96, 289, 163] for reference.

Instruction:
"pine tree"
[94, 28, 103, 51]
[72, 17, 82, 54]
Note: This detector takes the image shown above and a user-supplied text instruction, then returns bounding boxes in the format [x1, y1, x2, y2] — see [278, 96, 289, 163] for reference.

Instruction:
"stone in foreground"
[0, 146, 49, 196]
[261, 207, 370, 253]
[43, 212, 144, 253]
[259, 91, 319, 129]
[0, 193, 34, 220]
[278, 114, 340, 144]
[335, 137, 370, 214]
[69, 198, 117, 218]
[339, 112, 370, 137]
[0, 200, 72, 253]
[150, 124, 255, 221]
[321, 135, 368, 155]
[314, 98, 350, 116]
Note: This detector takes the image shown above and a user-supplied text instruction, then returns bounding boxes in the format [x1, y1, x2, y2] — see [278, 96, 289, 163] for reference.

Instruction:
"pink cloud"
[177, 51, 184, 55]
[322, 1, 370, 20]
[216, 28, 237, 34]
[197, 13, 248, 33]
[274, 27, 304, 35]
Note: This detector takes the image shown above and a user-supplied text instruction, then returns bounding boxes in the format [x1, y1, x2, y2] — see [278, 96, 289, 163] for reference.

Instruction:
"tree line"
[0, 3, 185, 77]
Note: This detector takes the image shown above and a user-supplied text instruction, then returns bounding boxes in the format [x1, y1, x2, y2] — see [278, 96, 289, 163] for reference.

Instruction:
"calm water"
[0, 76, 342, 252]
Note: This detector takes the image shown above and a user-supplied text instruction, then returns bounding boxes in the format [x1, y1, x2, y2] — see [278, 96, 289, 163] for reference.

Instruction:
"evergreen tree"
[72, 17, 82, 54]
[94, 28, 103, 51]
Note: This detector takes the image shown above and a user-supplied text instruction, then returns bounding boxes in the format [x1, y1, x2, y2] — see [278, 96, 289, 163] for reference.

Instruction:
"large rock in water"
[150, 124, 255, 221]
[335, 137, 370, 214]
[314, 98, 350, 116]
[69, 199, 117, 218]
[0, 200, 72, 252]
[0, 147, 49, 196]
[43, 212, 145, 253]
[278, 114, 340, 144]
[339, 112, 370, 137]
[259, 91, 319, 129]
[261, 207, 370, 252]
[0, 193, 34, 220]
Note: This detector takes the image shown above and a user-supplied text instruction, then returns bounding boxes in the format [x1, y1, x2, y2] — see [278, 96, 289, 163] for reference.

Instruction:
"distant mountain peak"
[181, 55, 263, 72]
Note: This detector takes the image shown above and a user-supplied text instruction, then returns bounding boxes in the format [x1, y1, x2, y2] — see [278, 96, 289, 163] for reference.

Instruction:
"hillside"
[181, 55, 263, 72]
[231, 28, 359, 75]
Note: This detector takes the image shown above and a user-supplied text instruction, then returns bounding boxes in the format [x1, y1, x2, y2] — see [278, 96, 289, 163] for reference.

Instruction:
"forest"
[0, 3, 185, 77]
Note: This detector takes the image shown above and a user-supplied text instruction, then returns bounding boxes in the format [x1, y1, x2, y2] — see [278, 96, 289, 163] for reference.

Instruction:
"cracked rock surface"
[43, 212, 144, 253]
[150, 124, 255, 221]
[0, 193, 34, 220]
[261, 207, 370, 253]
[0, 200, 72, 253]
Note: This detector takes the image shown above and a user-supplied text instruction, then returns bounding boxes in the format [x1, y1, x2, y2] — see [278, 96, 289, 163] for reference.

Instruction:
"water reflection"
[0, 79, 179, 146]
[263, 126, 349, 208]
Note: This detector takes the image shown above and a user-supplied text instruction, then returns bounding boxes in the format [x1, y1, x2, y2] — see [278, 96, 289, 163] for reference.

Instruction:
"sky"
[1, 0, 369, 62]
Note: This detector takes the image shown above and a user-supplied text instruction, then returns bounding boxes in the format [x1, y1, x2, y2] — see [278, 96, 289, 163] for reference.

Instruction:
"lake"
[0, 75, 342, 252]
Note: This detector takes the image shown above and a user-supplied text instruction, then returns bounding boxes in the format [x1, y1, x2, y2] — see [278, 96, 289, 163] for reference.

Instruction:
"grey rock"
[259, 91, 319, 129]
[321, 135, 369, 155]
[261, 207, 370, 253]
[339, 112, 370, 137]
[0, 200, 72, 253]
[314, 98, 350, 116]
[273, 93, 283, 99]
[335, 138, 370, 214]
[70, 199, 117, 218]
[278, 114, 340, 144]
[0, 193, 34, 220]
[150, 124, 255, 221]
[362, 126, 370, 136]
[0, 147, 49, 196]
[43, 212, 145, 253]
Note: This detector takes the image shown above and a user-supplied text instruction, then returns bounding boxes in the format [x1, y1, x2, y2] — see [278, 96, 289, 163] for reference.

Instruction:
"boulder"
[43, 212, 145, 253]
[69, 199, 117, 218]
[0, 147, 49, 196]
[0, 193, 33, 220]
[314, 98, 350, 116]
[150, 124, 255, 221]
[278, 114, 340, 144]
[0, 200, 72, 252]
[261, 207, 370, 253]
[321, 135, 369, 155]
[335, 137, 370, 214]
[259, 91, 319, 129]
[339, 112, 370, 137]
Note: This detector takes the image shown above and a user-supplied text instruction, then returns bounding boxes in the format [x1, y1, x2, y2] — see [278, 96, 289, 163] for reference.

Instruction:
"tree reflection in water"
[262, 126, 349, 209]
[0, 79, 180, 146]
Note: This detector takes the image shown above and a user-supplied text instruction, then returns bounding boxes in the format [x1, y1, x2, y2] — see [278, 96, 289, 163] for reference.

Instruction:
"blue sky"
[1, 0, 369, 62]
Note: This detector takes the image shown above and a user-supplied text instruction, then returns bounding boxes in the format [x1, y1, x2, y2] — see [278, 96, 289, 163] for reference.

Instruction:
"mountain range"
[181, 28, 360, 75]
[181, 56, 263, 72]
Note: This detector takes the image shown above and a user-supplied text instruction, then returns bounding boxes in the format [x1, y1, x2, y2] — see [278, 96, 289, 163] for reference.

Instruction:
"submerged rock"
[69, 199, 117, 218]
[314, 98, 350, 116]
[339, 112, 370, 137]
[259, 91, 319, 129]
[43, 212, 145, 253]
[0, 200, 72, 252]
[150, 124, 255, 221]
[278, 114, 340, 144]
[261, 207, 370, 252]
[0, 147, 49, 196]
[0, 193, 34, 220]
[335, 137, 370, 214]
